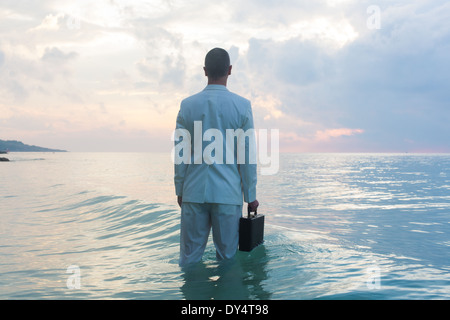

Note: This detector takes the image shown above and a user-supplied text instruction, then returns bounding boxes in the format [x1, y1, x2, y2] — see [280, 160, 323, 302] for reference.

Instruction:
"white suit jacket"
[174, 85, 257, 205]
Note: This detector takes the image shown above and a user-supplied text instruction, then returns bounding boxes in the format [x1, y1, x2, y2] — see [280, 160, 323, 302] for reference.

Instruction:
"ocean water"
[1, 152, 449, 300]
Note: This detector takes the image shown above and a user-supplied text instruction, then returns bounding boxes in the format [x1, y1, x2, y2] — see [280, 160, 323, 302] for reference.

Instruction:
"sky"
[0, 0, 449, 153]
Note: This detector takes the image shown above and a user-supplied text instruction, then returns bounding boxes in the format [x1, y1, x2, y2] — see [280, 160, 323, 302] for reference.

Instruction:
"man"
[174, 48, 259, 267]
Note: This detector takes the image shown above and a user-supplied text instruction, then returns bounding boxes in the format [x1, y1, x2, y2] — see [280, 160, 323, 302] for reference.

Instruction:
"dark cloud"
[237, 0, 450, 152]
[41, 47, 78, 63]
[247, 38, 334, 86]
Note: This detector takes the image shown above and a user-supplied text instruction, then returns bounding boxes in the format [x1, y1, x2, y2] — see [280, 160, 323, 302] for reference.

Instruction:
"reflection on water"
[181, 246, 271, 300]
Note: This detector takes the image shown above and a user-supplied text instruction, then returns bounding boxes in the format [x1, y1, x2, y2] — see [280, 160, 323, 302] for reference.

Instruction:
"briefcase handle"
[247, 206, 257, 218]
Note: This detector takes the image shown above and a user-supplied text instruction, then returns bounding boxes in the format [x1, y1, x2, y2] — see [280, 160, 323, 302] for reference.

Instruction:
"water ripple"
[2, 153, 450, 299]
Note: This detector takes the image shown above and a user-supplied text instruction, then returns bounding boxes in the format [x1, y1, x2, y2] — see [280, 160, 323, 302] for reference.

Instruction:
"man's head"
[204, 48, 232, 82]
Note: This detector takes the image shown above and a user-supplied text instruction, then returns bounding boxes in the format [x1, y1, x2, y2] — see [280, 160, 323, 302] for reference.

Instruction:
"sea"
[1, 152, 449, 300]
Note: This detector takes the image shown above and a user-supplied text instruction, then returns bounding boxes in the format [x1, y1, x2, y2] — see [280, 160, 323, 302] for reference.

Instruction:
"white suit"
[175, 84, 257, 266]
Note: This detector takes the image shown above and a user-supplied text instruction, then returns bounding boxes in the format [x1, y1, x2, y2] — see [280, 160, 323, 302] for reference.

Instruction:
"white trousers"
[179, 202, 242, 267]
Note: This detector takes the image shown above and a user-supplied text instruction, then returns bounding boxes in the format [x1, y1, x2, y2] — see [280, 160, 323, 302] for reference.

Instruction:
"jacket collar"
[204, 84, 229, 91]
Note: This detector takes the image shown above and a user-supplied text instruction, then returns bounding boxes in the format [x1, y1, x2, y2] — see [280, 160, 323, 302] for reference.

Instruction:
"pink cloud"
[278, 128, 365, 152]
[315, 128, 364, 141]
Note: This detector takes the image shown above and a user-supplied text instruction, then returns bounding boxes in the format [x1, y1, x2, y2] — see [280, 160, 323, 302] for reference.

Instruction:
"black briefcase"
[239, 207, 264, 252]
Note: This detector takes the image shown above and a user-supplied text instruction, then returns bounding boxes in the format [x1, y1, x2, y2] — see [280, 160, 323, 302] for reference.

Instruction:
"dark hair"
[204, 48, 230, 80]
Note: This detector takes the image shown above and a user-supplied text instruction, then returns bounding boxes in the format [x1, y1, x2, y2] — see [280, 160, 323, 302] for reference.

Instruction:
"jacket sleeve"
[239, 103, 257, 203]
[174, 108, 188, 197]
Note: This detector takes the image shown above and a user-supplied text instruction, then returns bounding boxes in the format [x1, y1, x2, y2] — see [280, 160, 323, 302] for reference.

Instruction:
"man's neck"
[207, 77, 228, 86]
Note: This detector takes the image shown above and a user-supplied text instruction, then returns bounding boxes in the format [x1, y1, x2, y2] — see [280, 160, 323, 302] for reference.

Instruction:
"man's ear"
[203, 67, 208, 77]
[228, 65, 232, 75]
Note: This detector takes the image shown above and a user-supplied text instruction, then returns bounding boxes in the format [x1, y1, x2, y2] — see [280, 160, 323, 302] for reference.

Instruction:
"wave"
[3, 151, 450, 299]
[1, 191, 183, 299]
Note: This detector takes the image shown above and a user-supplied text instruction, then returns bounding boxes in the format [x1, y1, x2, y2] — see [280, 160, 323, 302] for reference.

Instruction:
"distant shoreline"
[0, 139, 67, 153]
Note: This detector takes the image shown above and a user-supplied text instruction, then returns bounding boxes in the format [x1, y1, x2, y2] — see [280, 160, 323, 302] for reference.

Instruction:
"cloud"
[1, 0, 449, 152]
[231, 0, 450, 152]
[31, 12, 65, 31]
[316, 128, 364, 141]
[136, 52, 186, 89]
[0, 45, 79, 103]
[41, 47, 78, 63]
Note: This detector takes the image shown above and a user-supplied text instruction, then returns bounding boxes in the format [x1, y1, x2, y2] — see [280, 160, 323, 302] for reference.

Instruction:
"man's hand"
[177, 196, 182, 208]
[248, 199, 259, 212]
